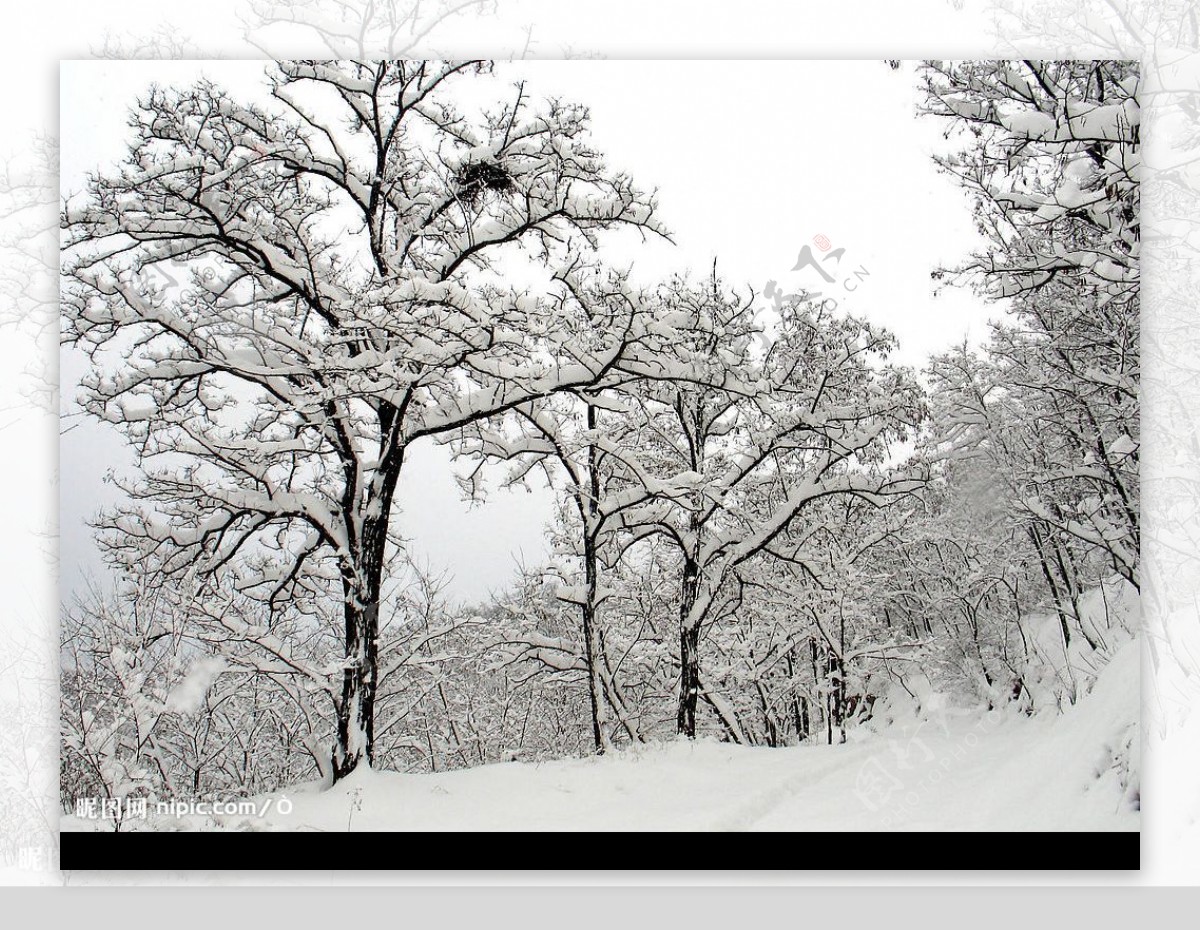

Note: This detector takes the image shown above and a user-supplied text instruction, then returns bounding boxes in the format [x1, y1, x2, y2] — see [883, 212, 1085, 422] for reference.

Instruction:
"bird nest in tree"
[454, 160, 514, 204]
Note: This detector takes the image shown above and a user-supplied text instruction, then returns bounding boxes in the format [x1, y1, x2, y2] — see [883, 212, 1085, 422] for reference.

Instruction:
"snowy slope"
[62, 641, 1139, 833]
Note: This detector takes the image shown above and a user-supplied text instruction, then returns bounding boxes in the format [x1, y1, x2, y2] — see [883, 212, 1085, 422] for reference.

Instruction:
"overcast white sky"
[59, 59, 995, 605]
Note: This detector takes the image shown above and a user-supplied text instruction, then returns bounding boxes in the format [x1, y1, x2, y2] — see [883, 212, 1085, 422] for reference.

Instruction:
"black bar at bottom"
[59, 830, 1140, 872]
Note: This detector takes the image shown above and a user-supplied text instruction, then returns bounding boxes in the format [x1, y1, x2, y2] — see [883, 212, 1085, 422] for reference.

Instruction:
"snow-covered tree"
[717, 496, 924, 746]
[876, 60, 1143, 713]
[60, 574, 332, 814]
[452, 374, 690, 751]
[920, 60, 1139, 306]
[61, 60, 675, 780]
[921, 60, 1140, 590]
[618, 280, 926, 738]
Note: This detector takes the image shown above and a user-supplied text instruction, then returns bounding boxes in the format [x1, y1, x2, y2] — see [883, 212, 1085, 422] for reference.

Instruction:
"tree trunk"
[810, 637, 825, 742]
[837, 611, 847, 744]
[333, 591, 379, 781]
[580, 402, 612, 754]
[581, 592, 612, 753]
[757, 682, 777, 747]
[676, 559, 702, 738]
[678, 623, 701, 737]
[786, 647, 809, 743]
[332, 504, 391, 781]
[1028, 522, 1073, 651]
[331, 410, 404, 783]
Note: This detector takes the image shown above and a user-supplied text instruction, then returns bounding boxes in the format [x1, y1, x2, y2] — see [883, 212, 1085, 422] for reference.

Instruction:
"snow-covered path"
[239, 705, 1132, 833]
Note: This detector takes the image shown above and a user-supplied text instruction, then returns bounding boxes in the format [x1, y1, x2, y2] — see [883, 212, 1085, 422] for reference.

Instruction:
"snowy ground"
[62, 643, 1140, 834]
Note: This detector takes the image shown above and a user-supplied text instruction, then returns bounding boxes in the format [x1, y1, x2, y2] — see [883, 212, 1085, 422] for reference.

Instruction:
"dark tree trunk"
[334, 592, 379, 780]
[758, 684, 778, 747]
[676, 559, 701, 738]
[824, 647, 847, 745]
[786, 647, 809, 743]
[1050, 530, 1098, 650]
[1028, 522, 1073, 650]
[332, 464, 400, 781]
[810, 637, 825, 742]
[677, 623, 701, 738]
[574, 401, 611, 754]
[580, 580, 610, 754]
[821, 645, 843, 746]
[837, 612, 847, 744]
[330, 406, 405, 783]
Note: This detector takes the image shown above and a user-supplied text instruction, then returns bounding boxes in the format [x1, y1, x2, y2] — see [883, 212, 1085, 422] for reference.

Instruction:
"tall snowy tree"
[449, 275, 764, 750]
[61, 60, 675, 780]
[453, 391, 649, 752]
[619, 281, 925, 738]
